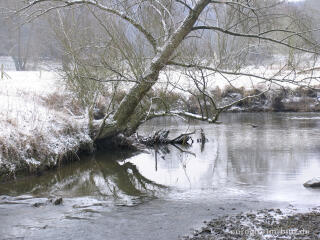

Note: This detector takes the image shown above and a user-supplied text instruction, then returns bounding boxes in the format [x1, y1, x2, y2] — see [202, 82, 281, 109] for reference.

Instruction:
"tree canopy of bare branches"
[11, 0, 320, 141]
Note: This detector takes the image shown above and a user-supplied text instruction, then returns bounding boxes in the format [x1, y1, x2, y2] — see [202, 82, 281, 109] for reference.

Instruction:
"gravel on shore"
[182, 207, 320, 240]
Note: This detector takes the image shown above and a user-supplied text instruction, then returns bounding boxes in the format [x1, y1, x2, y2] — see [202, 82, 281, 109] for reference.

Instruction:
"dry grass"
[41, 92, 84, 116]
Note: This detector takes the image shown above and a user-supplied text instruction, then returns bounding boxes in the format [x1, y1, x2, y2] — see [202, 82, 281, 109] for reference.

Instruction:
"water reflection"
[137, 112, 320, 203]
[1, 112, 320, 206]
[0, 151, 166, 205]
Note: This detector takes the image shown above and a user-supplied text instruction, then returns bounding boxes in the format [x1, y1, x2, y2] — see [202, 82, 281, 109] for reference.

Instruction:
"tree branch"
[191, 26, 319, 54]
[167, 61, 318, 86]
[19, 0, 157, 52]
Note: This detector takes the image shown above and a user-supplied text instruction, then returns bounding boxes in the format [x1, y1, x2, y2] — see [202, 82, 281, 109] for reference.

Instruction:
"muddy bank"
[0, 138, 94, 182]
[183, 207, 320, 240]
[152, 85, 320, 114]
[220, 87, 320, 112]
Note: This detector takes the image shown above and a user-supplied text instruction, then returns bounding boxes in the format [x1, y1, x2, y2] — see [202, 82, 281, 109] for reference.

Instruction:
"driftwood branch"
[138, 130, 195, 146]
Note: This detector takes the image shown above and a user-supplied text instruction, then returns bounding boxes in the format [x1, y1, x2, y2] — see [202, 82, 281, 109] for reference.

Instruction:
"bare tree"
[16, 0, 320, 142]
[0, 1, 62, 70]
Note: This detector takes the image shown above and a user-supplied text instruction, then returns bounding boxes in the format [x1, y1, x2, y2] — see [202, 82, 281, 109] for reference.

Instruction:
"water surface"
[1, 112, 320, 239]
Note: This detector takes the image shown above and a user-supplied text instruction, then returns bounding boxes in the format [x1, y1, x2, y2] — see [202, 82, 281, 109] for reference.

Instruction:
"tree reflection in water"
[0, 151, 166, 205]
[151, 144, 197, 188]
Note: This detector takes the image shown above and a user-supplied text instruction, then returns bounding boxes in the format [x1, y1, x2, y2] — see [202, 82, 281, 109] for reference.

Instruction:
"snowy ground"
[157, 65, 320, 93]
[0, 71, 92, 180]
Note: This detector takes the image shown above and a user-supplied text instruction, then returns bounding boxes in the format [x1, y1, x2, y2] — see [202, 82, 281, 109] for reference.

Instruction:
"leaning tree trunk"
[95, 0, 210, 140]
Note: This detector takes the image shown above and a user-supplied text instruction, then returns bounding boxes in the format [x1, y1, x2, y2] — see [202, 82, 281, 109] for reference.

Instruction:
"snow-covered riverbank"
[0, 71, 92, 181]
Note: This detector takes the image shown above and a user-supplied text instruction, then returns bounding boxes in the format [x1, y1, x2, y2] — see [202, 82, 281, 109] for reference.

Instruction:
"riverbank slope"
[0, 71, 92, 181]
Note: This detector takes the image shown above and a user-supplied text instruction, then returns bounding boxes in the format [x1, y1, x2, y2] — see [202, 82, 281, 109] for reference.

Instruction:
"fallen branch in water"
[138, 129, 195, 146]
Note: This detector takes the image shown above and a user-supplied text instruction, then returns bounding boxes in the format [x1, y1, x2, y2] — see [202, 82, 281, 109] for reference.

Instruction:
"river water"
[1, 113, 320, 240]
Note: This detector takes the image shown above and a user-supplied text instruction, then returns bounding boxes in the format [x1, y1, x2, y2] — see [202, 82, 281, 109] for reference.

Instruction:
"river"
[1, 112, 320, 240]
